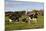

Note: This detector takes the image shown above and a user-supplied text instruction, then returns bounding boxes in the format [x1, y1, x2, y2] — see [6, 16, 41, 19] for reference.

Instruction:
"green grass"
[5, 16, 44, 30]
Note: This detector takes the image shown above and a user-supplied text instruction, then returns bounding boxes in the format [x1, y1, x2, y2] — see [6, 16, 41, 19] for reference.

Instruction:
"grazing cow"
[9, 15, 19, 22]
[27, 12, 38, 24]
[27, 13, 33, 24]
[9, 13, 22, 22]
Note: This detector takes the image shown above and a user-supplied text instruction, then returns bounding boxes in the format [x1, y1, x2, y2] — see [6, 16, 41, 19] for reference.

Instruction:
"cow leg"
[9, 19, 12, 22]
[32, 18, 37, 23]
[34, 18, 37, 23]
[28, 17, 32, 24]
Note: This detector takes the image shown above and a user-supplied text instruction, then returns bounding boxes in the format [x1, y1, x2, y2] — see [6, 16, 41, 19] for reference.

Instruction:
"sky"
[5, 0, 44, 12]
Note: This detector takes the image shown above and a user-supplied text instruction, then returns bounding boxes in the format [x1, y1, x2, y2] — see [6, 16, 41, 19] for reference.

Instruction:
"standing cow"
[27, 12, 38, 24]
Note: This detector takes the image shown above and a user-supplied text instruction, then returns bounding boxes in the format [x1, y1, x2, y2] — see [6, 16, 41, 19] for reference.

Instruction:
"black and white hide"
[32, 13, 38, 23]
[28, 13, 38, 24]
[9, 15, 20, 22]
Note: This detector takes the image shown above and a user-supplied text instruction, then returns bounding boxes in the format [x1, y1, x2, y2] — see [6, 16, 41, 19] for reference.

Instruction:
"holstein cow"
[8, 11, 23, 22]
[27, 12, 38, 24]
[9, 14, 20, 22]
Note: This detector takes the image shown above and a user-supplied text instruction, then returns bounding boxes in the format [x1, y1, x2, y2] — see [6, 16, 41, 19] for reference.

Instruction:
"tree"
[32, 9, 38, 13]
[39, 9, 44, 16]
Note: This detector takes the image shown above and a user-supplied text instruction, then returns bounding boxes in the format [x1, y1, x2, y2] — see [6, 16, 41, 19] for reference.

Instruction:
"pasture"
[5, 16, 44, 30]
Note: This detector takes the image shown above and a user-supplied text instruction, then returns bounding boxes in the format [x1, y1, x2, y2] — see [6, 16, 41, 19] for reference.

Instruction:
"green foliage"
[32, 9, 38, 13]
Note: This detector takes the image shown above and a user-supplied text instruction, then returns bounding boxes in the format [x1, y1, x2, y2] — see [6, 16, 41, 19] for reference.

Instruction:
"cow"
[8, 14, 19, 22]
[27, 12, 38, 24]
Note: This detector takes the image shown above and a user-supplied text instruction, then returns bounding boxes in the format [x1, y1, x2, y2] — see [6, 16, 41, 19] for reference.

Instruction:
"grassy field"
[5, 16, 44, 31]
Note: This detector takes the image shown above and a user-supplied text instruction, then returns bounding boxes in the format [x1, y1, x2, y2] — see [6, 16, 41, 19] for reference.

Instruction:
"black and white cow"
[9, 14, 21, 22]
[27, 12, 38, 24]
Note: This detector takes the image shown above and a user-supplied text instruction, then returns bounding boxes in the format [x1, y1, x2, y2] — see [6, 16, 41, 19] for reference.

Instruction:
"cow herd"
[8, 12, 38, 24]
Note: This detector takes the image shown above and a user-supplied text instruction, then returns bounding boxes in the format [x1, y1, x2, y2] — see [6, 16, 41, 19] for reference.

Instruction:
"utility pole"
[25, 9, 28, 15]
